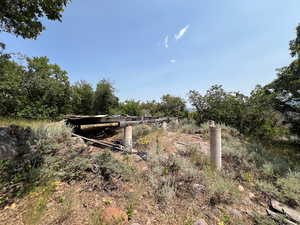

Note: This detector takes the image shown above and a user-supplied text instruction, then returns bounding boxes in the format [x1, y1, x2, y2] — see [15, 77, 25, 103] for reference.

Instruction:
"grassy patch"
[23, 181, 57, 225]
[0, 117, 50, 128]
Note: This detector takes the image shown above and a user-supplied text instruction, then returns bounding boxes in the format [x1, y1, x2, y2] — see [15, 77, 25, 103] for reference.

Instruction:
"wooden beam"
[271, 200, 300, 223]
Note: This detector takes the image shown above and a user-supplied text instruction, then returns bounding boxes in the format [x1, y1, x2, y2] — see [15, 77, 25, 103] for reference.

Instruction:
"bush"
[132, 124, 153, 139]
[276, 171, 300, 208]
[92, 152, 134, 182]
[200, 168, 241, 205]
[0, 123, 76, 207]
[179, 119, 199, 134]
[146, 152, 200, 206]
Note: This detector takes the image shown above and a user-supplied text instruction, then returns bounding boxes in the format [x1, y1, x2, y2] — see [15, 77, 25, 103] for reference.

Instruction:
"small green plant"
[52, 191, 73, 224]
[89, 208, 103, 225]
[23, 181, 57, 225]
[250, 213, 278, 225]
[200, 168, 241, 205]
[93, 152, 134, 182]
[126, 204, 134, 220]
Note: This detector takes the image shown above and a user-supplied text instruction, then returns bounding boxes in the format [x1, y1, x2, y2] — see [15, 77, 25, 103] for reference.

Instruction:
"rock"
[72, 136, 85, 144]
[193, 219, 208, 225]
[228, 208, 242, 217]
[238, 184, 245, 192]
[0, 125, 33, 160]
[72, 136, 87, 149]
[248, 192, 255, 199]
[101, 207, 128, 224]
[193, 183, 206, 193]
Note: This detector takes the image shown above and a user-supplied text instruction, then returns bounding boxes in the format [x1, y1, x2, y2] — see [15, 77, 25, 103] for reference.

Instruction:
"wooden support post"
[209, 123, 222, 170]
[162, 121, 167, 131]
[124, 125, 133, 152]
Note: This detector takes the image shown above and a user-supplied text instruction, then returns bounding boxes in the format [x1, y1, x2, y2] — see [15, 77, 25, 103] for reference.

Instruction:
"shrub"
[200, 168, 241, 205]
[180, 122, 199, 134]
[92, 152, 134, 182]
[132, 124, 153, 139]
[33, 123, 73, 153]
[276, 171, 300, 208]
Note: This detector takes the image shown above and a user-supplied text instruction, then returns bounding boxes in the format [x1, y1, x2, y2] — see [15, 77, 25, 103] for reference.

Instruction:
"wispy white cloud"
[164, 35, 169, 48]
[174, 25, 190, 40]
[170, 59, 176, 63]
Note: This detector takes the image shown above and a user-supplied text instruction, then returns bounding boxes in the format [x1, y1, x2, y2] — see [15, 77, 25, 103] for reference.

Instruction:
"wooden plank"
[271, 200, 300, 223]
[71, 133, 124, 151]
[266, 209, 297, 225]
[66, 115, 171, 126]
[81, 123, 119, 129]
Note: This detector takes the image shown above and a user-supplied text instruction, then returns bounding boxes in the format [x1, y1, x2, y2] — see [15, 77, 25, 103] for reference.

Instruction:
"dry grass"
[0, 117, 51, 128]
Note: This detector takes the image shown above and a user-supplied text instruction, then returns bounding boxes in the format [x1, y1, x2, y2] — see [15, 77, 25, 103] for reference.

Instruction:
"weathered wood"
[81, 123, 119, 129]
[266, 209, 297, 225]
[271, 200, 300, 223]
[71, 133, 124, 151]
[66, 115, 171, 127]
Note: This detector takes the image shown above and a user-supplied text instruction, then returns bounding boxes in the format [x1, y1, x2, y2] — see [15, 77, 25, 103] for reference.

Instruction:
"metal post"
[124, 125, 133, 152]
[209, 123, 222, 170]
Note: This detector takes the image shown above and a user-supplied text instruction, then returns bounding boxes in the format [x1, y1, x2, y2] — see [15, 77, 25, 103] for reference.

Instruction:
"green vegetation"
[0, 0, 70, 39]
[266, 24, 300, 137]
[1, 2, 300, 224]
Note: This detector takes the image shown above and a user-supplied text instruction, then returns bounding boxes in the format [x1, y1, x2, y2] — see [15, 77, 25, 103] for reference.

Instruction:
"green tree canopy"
[93, 79, 119, 115]
[119, 100, 143, 116]
[189, 85, 284, 138]
[0, 0, 70, 39]
[266, 24, 300, 136]
[160, 94, 187, 117]
[0, 56, 71, 119]
[71, 80, 94, 115]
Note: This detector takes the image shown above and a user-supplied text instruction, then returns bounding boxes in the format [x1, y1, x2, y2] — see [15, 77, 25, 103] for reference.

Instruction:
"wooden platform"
[65, 115, 171, 127]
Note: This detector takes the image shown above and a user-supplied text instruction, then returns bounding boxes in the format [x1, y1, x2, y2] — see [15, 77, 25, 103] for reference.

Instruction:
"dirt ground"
[0, 130, 267, 225]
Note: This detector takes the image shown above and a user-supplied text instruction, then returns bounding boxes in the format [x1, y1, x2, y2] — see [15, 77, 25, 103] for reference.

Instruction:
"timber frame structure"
[65, 115, 175, 152]
[65, 115, 172, 128]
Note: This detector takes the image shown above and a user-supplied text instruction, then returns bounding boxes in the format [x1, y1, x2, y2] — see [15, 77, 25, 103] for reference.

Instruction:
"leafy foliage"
[93, 79, 119, 114]
[0, 56, 71, 119]
[160, 94, 187, 117]
[118, 100, 143, 116]
[71, 80, 94, 115]
[0, 0, 70, 39]
[189, 85, 285, 139]
[266, 24, 300, 136]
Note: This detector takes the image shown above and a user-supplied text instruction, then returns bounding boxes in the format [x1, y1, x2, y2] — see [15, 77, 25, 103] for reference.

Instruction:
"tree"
[0, 0, 71, 39]
[266, 24, 300, 136]
[140, 100, 162, 117]
[0, 55, 71, 119]
[0, 49, 25, 117]
[189, 85, 247, 127]
[118, 100, 143, 116]
[93, 79, 119, 114]
[71, 80, 94, 115]
[189, 85, 285, 138]
[19, 57, 71, 119]
[160, 94, 187, 117]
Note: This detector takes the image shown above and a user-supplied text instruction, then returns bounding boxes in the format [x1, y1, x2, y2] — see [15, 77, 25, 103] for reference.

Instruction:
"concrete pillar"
[162, 121, 167, 131]
[209, 123, 222, 170]
[124, 125, 133, 152]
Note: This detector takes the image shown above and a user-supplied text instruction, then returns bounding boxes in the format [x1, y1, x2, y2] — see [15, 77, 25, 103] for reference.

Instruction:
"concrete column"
[124, 125, 133, 152]
[209, 124, 222, 170]
[162, 121, 167, 131]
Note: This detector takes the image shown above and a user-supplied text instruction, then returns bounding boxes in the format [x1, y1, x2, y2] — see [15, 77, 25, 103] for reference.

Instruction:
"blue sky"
[1, 0, 300, 102]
